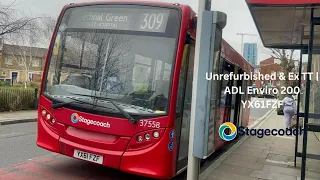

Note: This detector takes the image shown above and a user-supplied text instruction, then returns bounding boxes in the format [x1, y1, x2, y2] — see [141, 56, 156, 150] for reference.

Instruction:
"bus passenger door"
[215, 61, 234, 149]
[175, 36, 195, 171]
[232, 68, 243, 127]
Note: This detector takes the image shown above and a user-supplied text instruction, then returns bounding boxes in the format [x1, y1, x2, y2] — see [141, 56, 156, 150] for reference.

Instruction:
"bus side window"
[184, 42, 195, 110]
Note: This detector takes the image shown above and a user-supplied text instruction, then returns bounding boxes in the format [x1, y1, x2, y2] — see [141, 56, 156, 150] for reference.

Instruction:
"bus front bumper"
[37, 117, 176, 179]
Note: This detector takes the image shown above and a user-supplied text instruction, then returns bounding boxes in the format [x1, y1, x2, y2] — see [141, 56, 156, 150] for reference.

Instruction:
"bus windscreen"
[43, 5, 181, 117]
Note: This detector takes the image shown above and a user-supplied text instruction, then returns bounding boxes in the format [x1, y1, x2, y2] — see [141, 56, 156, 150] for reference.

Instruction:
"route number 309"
[140, 13, 164, 30]
[139, 120, 161, 128]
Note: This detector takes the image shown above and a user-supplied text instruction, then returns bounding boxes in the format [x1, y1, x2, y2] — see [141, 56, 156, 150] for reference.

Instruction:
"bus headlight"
[153, 131, 160, 138]
[145, 134, 151, 140]
[41, 110, 46, 116]
[40, 107, 58, 134]
[126, 129, 165, 151]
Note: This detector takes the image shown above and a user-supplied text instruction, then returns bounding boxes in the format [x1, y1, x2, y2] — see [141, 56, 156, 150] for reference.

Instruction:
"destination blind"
[66, 7, 171, 33]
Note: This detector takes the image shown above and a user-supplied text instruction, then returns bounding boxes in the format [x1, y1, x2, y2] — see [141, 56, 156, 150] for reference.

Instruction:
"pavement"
[249, 98, 276, 118]
[0, 110, 37, 125]
[200, 111, 320, 180]
[249, 97, 274, 126]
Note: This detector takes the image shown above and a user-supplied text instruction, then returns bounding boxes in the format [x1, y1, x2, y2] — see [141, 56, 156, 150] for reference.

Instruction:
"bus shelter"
[246, 1, 320, 180]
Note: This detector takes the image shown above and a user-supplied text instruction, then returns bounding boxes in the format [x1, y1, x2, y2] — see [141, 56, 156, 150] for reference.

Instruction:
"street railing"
[0, 87, 38, 112]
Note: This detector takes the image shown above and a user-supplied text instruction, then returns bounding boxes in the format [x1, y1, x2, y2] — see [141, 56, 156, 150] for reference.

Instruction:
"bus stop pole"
[187, 0, 211, 179]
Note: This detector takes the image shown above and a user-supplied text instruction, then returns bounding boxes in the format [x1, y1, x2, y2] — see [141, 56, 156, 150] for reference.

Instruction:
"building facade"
[243, 43, 257, 65]
[0, 39, 47, 85]
[259, 59, 281, 88]
[255, 57, 305, 89]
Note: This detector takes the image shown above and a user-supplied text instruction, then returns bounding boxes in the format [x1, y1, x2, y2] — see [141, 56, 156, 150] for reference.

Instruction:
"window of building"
[5, 56, 13, 65]
[32, 59, 40, 67]
[28, 73, 33, 81]
[1, 72, 6, 76]
[18, 58, 25, 66]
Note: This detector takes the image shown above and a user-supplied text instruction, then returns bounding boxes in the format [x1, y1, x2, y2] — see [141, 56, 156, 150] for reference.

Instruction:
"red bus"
[37, 1, 253, 179]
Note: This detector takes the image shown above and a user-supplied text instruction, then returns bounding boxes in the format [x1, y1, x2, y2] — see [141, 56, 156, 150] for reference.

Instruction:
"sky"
[6, 0, 273, 63]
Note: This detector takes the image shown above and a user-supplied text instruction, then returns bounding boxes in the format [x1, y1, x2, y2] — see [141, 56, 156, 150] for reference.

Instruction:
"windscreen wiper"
[69, 93, 137, 124]
[50, 96, 114, 111]
[51, 96, 86, 109]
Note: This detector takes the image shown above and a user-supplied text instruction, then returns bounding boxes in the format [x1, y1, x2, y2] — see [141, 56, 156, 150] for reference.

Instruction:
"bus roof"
[247, 0, 320, 5]
[246, 0, 320, 49]
[64, 0, 191, 9]
[221, 40, 253, 73]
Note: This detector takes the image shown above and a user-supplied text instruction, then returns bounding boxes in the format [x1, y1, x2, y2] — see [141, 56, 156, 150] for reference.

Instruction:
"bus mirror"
[213, 11, 227, 29]
[192, 16, 197, 30]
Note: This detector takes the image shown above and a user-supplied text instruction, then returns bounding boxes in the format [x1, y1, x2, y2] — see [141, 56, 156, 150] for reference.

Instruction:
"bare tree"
[271, 48, 296, 99]
[38, 14, 56, 46]
[98, 33, 132, 93]
[6, 20, 46, 88]
[0, 1, 35, 36]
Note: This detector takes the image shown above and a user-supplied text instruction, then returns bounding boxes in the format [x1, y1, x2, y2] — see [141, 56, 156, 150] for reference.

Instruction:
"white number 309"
[140, 13, 164, 30]
[139, 120, 161, 128]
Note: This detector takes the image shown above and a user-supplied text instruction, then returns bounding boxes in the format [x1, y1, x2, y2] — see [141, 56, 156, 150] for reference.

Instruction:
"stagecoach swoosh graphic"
[219, 122, 237, 141]
[71, 113, 79, 123]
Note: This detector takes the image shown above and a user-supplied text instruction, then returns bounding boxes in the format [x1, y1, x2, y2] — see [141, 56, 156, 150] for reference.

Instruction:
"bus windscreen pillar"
[192, 11, 227, 159]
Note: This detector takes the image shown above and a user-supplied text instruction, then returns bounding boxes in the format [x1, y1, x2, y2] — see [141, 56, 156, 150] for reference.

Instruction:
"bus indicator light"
[137, 136, 143, 143]
[168, 141, 174, 151]
[169, 130, 174, 139]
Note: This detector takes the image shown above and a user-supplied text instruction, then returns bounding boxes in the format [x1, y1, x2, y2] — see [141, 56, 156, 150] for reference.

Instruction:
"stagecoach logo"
[219, 122, 237, 141]
[71, 113, 80, 123]
[70, 113, 111, 128]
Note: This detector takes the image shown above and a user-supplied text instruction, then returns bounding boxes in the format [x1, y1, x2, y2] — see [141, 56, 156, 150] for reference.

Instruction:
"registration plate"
[73, 150, 103, 164]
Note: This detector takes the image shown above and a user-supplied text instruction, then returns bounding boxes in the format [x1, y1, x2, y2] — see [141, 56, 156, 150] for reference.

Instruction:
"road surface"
[0, 122, 50, 168]
[0, 122, 187, 180]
